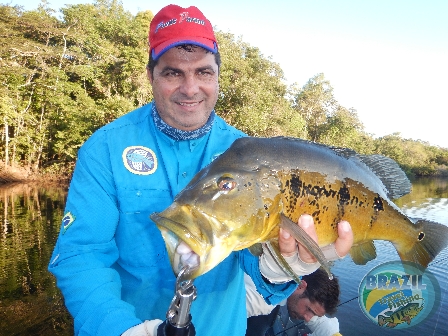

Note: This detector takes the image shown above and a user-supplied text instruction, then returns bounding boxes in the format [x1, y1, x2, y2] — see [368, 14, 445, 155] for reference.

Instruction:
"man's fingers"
[278, 227, 297, 257]
[278, 214, 319, 261]
[276, 216, 353, 270]
[296, 214, 318, 263]
[334, 220, 353, 258]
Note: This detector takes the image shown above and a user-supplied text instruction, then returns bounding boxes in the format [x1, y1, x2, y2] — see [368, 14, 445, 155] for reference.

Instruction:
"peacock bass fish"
[377, 302, 424, 328]
[150, 137, 448, 280]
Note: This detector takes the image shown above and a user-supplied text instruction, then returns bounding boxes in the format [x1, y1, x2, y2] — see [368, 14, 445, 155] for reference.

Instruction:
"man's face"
[148, 46, 219, 131]
[287, 291, 326, 322]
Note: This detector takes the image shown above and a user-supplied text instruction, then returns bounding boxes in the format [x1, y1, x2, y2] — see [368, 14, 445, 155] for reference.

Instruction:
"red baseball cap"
[149, 4, 218, 61]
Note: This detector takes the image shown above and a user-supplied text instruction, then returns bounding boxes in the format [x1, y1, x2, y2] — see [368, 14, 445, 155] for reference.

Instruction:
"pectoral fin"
[278, 214, 333, 280]
[265, 240, 302, 284]
[350, 241, 377, 265]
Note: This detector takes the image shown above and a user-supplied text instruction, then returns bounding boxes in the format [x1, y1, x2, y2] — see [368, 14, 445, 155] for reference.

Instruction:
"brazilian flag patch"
[61, 212, 75, 234]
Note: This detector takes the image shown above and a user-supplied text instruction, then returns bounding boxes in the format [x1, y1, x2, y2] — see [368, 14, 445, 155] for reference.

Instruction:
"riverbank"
[1, 162, 447, 186]
[0, 165, 71, 186]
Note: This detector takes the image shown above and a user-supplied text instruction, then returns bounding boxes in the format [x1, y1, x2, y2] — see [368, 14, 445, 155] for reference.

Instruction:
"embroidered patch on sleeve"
[61, 212, 75, 234]
[122, 146, 158, 175]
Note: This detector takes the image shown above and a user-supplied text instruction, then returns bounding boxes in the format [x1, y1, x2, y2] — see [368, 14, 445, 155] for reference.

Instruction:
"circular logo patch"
[358, 261, 440, 329]
[122, 146, 157, 175]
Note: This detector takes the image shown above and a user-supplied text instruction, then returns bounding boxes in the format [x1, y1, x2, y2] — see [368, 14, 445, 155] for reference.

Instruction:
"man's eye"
[198, 70, 213, 77]
[164, 71, 179, 77]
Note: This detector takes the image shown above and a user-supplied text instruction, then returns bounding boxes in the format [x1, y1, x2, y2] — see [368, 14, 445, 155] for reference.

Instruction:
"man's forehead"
[308, 300, 326, 316]
[157, 47, 217, 68]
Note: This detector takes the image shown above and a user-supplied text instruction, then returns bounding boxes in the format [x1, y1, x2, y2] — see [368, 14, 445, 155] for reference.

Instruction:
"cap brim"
[151, 37, 218, 60]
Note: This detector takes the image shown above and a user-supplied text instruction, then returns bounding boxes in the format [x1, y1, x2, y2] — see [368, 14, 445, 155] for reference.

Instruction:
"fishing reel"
[158, 266, 197, 336]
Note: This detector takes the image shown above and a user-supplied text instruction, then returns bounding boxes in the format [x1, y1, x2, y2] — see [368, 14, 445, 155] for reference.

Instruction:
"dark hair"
[146, 44, 221, 78]
[301, 267, 340, 316]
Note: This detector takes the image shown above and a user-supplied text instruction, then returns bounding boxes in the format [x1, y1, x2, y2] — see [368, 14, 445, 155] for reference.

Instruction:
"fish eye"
[217, 177, 237, 193]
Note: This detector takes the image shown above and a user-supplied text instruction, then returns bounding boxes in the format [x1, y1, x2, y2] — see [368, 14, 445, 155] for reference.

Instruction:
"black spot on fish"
[373, 196, 384, 211]
[326, 188, 337, 198]
[336, 185, 350, 217]
[418, 232, 425, 241]
[337, 186, 350, 204]
[289, 175, 302, 195]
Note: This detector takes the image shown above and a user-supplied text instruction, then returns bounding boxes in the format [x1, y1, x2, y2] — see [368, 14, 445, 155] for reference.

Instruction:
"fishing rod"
[158, 266, 197, 336]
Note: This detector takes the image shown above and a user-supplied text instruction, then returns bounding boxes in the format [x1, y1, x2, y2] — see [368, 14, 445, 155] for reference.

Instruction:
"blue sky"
[16, 0, 448, 148]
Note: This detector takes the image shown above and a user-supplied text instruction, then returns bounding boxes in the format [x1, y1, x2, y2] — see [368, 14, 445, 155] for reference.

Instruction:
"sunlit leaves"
[0, 2, 446, 178]
[216, 31, 306, 138]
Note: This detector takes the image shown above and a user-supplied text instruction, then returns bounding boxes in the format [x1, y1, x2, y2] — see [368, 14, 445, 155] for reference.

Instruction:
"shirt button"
[182, 172, 187, 178]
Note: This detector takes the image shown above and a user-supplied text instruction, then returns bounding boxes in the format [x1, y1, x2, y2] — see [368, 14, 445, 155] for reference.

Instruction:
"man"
[246, 268, 342, 336]
[48, 4, 353, 336]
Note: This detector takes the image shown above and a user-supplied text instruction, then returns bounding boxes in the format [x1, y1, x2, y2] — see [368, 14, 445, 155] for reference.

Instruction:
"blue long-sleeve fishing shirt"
[48, 102, 296, 336]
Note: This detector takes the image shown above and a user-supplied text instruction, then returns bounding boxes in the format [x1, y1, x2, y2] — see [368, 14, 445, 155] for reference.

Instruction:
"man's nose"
[179, 74, 199, 97]
[303, 313, 314, 323]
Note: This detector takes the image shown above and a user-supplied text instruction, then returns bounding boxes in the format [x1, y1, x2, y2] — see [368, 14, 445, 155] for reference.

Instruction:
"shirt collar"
[152, 102, 215, 141]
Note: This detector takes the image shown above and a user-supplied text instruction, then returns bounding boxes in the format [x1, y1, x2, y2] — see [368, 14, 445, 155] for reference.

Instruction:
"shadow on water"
[0, 177, 447, 335]
[0, 183, 73, 336]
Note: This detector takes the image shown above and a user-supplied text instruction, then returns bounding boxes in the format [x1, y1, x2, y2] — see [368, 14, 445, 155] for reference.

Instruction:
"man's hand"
[279, 214, 354, 263]
[260, 214, 354, 283]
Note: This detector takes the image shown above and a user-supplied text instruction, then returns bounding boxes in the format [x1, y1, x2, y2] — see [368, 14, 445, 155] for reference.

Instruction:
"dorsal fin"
[357, 154, 412, 199]
[329, 145, 411, 199]
[328, 146, 358, 159]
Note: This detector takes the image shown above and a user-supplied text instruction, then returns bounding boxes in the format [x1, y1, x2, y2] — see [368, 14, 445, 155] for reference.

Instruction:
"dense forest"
[1, 0, 447, 182]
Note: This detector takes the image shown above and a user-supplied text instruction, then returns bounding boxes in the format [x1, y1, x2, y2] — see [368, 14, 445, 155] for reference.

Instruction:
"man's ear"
[297, 280, 307, 294]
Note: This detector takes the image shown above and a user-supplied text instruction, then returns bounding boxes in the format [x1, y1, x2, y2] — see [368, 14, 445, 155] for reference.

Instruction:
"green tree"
[1, 2, 447, 179]
[374, 133, 406, 162]
[290, 73, 338, 142]
[318, 106, 366, 149]
[0, 1, 152, 171]
[216, 32, 306, 138]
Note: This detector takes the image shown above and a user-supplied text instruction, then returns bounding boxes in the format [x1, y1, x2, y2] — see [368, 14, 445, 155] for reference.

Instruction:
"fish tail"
[397, 220, 448, 268]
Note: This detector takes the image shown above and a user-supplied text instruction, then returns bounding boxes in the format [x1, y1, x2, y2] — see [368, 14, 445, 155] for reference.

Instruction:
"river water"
[0, 177, 447, 335]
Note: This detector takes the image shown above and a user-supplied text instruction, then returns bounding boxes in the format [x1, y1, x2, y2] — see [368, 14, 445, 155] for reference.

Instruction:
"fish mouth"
[150, 209, 214, 277]
[150, 208, 236, 278]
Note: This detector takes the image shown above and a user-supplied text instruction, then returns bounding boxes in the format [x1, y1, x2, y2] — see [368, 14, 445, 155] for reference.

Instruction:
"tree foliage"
[373, 134, 446, 176]
[290, 73, 338, 141]
[0, 1, 447, 179]
[0, 1, 152, 171]
[216, 32, 306, 138]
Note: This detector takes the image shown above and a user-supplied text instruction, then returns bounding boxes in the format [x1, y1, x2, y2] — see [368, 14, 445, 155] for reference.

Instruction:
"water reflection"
[0, 183, 72, 335]
[395, 177, 448, 224]
[0, 177, 447, 335]
[334, 177, 448, 336]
